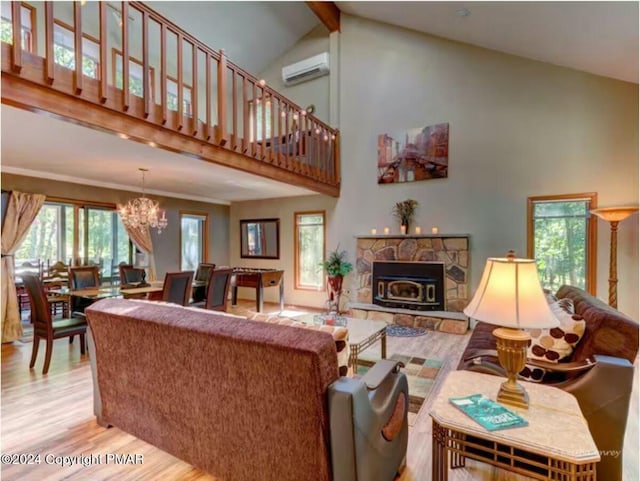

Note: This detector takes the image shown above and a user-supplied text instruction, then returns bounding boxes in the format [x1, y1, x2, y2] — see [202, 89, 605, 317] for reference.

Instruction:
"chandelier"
[120, 168, 168, 234]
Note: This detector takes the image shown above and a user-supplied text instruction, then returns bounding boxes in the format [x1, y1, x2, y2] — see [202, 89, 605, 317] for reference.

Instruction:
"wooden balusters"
[98, 2, 107, 102]
[217, 49, 227, 146]
[206, 53, 212, 140]
[1, 0, 340, 189]
[121, 2, 130, 111]
[176, 33, 183, 131]
[11, 1, 22, 72]
[73, 1, 82, 94]
[142, 11, 150, 118]
[191, 42, 198, 135]
[45, 2, 54, 83]
[242, 76, 249, 153]
[231, 68, 237, 149]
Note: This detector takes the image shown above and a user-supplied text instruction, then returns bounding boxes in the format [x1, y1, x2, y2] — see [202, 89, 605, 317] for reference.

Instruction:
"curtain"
[1, 191, 46, 342]
[118, 207, 157, 281]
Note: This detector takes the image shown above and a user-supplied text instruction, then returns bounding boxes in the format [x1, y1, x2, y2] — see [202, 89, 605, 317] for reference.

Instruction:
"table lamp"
[590, 206, 639, 309]
[463, 251, 558, 409]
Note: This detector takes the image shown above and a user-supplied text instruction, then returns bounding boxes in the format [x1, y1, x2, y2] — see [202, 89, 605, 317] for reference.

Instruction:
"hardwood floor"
[2, 302, 637, 481]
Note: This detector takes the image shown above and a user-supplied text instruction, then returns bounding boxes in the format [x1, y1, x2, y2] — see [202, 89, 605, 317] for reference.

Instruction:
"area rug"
[357, 353, 444, 422]
[386, 325, 427, 337]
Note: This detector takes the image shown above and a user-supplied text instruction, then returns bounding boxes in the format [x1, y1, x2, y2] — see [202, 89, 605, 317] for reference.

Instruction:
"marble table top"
[430, 370, 600, 463]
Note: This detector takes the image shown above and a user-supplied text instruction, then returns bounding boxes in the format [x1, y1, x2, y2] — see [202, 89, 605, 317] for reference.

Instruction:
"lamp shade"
[464, 256, 558, 329]
[590, 206, 638, 223]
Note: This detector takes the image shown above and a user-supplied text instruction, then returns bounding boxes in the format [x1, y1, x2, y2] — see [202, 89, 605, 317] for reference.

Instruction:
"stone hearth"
[355, 235, 470, 312]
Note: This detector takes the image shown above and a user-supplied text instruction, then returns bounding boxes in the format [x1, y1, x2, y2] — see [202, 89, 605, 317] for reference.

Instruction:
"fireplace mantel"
[354, 234, 470, 312]
[355, 234, 470, 240]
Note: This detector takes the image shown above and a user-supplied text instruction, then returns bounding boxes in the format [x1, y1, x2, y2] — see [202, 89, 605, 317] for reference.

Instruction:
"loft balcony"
[0, 1, 340, 197]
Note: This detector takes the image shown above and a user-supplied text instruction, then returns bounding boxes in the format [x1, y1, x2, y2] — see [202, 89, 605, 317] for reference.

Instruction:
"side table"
[430, 371, 600, 481]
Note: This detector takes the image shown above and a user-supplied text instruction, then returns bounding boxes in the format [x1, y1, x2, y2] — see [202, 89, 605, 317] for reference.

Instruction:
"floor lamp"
[590, 206, 639, 309]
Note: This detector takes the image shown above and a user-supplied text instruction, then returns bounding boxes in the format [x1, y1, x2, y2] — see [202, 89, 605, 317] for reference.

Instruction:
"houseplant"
[392, 199, 419, 233]
[320, 247, 353, 313]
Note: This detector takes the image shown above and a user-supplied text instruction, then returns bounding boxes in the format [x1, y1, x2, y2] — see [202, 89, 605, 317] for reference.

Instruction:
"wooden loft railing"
[0, 1, 340, 196]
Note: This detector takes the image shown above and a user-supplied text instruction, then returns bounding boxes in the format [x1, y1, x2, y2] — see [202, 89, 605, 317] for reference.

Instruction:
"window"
[53, 21, 100, 79]
[180, 212, 208, 271]
[527, 193, 597, 294]
[0, 2, 36, 52]
[294, 211, 325, 290]
[167, 77, 193, 116]
[113, 49, 155, 99]
[249, 96, 272, 141]
[15, 200, 132, 283]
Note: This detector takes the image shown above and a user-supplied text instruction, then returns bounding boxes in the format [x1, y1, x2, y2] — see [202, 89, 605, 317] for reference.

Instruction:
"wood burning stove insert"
[372, 261, 445, 311]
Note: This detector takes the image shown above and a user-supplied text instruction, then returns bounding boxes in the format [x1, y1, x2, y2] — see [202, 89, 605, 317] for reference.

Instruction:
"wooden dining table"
[50, 281, 164, 300]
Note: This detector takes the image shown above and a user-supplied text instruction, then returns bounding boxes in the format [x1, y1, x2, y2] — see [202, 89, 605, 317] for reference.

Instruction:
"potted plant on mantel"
[320, 247, 353, 313]
[392, 199, 419, 233]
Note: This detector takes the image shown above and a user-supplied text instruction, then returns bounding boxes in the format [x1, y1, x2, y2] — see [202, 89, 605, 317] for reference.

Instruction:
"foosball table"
[231, 268, 284, 313]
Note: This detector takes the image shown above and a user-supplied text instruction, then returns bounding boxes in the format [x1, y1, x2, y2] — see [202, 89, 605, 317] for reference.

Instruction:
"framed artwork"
[377, 122, 449, 184]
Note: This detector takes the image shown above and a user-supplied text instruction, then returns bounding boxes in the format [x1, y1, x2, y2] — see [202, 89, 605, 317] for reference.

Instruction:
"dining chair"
[161, 271, 194, 306]
[118, 264, 147, 286]
[22, 274, 87, 375]
[68, 266, 101, 317]
[204, 268, 233, 311]
[43, 260, 70, 318]
[192, 263, 216, 303]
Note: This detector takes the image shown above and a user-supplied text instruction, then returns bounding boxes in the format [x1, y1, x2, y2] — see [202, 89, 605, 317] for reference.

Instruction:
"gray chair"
[161, 271, 194, 306]
[329, 359, 408, 481]
[203, 268, 233, 311]
[192, 263, 216, 303]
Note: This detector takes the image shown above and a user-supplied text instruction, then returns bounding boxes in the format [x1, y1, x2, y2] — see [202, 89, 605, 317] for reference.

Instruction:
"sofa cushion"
[528, 300, 585, 363]
[248, 313, 350, 376]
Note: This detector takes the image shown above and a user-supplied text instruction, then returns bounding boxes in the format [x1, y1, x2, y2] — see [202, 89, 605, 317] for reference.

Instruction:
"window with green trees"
[1, 3, 35, 52]
[53, 22, 100, 78]
[15, 201, 132, 282]
[295, 211, 325, 290]
[114, 51, 155, 99]
[527, 194, 597, 294]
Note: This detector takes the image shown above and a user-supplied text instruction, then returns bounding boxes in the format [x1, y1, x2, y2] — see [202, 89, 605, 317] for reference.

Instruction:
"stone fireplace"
[355, 235, 470, 312]
[372, 261, 445, 311]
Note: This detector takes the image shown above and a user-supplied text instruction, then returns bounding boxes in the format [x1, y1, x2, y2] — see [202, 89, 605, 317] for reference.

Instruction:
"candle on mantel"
[384, 227, 390, 235]
[400, 225, 407, 235]
[415, 226, 422, 234]
[432, 227, 439, 234]
[371, 228, 377, 235]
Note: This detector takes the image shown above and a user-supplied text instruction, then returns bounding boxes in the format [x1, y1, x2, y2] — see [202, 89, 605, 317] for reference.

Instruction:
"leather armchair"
[329, 359, 408, 481]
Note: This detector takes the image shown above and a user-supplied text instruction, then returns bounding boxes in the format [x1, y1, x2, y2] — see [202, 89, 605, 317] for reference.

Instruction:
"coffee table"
[296, 314, 387, 370]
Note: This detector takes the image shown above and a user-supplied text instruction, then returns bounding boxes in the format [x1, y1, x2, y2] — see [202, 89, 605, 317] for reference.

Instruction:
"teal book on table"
[449, 394, 528, 431]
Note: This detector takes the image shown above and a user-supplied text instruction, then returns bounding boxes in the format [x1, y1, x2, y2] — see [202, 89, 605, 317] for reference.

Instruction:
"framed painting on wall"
[377, 122, 449, 184]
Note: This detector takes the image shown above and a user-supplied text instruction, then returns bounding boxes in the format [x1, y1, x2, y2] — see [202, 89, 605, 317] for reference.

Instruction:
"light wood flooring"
[2, 301, 638, 481]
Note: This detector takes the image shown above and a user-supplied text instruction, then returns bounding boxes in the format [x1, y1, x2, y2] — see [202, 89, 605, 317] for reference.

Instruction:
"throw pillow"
[527, 299, 585, 363]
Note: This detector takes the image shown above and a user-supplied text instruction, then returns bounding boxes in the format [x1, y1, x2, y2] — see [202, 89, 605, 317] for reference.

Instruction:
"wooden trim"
[98, 2, 107, 101]
[121, 2, 129, 111]
[191, 42, 198, 135]
[293, 210, 326, 291]
[217, 49, 227, 145]
[177, 33, 184, 130]
[142, 11, 150, 118]
[44, 2, 54, 83]
[73, 2, 83, 94]
[160, 23, 167, 124]
[11, 1, 22, 72]
[45, 196, 117, 210]
[306, 2, 340, 32]
[19, 2, 37, 53]
[112, 48, 156, 103]
[526, 192, 597, 295]
[179, 210, 210, 269]
[206, 54, 211, 140]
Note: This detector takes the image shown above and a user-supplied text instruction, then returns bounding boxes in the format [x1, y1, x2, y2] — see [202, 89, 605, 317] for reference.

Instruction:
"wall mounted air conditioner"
[282, 52, 330, 86]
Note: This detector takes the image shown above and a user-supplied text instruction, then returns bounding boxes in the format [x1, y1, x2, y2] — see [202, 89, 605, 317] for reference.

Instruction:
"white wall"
[259, 24, 330, 124]
[231, 15, 639, 319]
[333, 15, 638, 318]
[230, 195, 337, 308]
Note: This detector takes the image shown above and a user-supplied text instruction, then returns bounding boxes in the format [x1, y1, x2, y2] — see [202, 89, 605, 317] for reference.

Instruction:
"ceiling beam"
[306, 2, 340, 33]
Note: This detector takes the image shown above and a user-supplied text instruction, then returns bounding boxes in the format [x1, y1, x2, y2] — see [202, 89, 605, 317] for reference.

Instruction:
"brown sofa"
[459, 285, 638, 481]
[86, 299, 408, 481]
